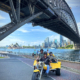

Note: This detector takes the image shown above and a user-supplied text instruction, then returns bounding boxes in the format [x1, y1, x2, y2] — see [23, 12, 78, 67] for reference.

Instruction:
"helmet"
[49, 52, 52, 54]
[44, 52, 47, 55]
[40, 49, 43, 51]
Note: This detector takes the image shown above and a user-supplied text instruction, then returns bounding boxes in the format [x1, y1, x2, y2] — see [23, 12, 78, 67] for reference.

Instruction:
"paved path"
[0, 54, 53, 80]
[61, 61, 80, 71]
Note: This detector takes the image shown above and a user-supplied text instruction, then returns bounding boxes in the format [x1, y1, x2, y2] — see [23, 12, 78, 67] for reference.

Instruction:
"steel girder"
[16, 0, 21, 22]
[9, 0, 18, 23]
[0, 12, 43, 41]
[0, 2, 25, 17]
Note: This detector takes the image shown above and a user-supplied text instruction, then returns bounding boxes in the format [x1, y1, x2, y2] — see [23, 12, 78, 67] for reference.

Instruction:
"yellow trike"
[32, 57, 61, 80]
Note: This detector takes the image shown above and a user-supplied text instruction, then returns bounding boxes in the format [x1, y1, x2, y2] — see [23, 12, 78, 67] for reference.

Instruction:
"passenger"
[48, 52, 57, 63]
[47, 49, 49, 53]
[32, 53, 34, 57]
[39, 49, 44, 58]
[36, 49, 44, 60]
[40, 52, 50, 76]
[47, 49, 49, 56]
[34, 50, 36, 56]
[37, 50, 39, 56]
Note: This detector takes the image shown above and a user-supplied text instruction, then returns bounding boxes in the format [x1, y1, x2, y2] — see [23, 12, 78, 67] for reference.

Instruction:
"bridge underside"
[0, 0, 80, 43]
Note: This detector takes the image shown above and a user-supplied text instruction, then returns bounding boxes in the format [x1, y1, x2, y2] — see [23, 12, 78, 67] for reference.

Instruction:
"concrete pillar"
[73, 43, 80, 50]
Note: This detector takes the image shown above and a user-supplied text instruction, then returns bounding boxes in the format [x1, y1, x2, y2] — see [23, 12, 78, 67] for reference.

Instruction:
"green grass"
[58, 45, 73, 49]
[0, 57, 5, 58]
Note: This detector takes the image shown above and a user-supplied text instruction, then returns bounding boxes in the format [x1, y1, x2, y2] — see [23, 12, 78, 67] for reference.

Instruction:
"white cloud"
[31, 29, 51, 32]
[77, 22, 80, 28]
[17, 29, 29, 33]
[64, 37, 68, 41]
[0, 35, 44, 46]
[0, 36, 27, 46]
[49, 35, 60, 42]
[0, 15, 5, 19]
[0, 23, 6, 26]
[66, 0, 80, 7]
[30, 41, 43, 46]
[49, 35, 68, 42]
[77, 22, 80, 34]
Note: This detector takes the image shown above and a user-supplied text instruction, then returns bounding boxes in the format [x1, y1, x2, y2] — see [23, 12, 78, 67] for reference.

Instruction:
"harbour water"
[0, 48, 80, 62]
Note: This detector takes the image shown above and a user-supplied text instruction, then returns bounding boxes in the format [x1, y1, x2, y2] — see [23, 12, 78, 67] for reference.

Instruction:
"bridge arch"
[43, 0, 79, 35]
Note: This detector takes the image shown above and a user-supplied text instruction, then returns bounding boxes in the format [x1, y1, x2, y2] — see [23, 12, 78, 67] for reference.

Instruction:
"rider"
[48, 52, 57, 62]
[40, 52, 50, 76]
[39, 49, 44, 58]
[47, 49, 49, 56]
[36, 49, 44, 60]
[34, 50, 36, 56]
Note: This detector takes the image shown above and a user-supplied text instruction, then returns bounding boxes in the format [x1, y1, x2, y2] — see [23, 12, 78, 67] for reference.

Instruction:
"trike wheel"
[56, 69, 61, 76]
[32, 72, 40, 80]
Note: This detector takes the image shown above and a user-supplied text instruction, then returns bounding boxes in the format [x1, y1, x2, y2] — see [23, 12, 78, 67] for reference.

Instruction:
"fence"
[55, 53, 80, 62]
[11, 51, 80, 62]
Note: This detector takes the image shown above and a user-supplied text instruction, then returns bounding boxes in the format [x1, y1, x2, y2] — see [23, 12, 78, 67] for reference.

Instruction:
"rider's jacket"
[48, 55, 55, 60]
[40, 57, 50, 65]
[39, 53, 44, 59]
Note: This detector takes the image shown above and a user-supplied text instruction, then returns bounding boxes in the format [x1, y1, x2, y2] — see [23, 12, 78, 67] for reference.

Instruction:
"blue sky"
[0, 0, 80, 46]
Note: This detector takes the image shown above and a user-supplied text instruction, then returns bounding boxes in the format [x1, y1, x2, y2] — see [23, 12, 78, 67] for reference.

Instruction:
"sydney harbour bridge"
[0, 0, 80, 49]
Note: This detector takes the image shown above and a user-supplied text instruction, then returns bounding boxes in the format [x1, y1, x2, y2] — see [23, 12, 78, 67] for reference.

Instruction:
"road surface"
[0, 54, 53, 80]
[0, 54, 80, 80]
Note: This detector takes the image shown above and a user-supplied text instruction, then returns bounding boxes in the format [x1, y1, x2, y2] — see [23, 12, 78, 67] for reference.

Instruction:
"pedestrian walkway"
[59, 60, 80, 71]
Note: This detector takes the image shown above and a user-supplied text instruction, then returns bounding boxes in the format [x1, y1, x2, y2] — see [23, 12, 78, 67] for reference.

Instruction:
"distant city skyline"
[0, 34, 73, 47]
[0, 35, 73, 49]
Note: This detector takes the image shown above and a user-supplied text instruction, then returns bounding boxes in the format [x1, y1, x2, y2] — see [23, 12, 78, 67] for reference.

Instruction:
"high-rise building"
[63, 40, 67, 47]
[54, 39, 59, 48]
[44, 37, 49, 48]
[60, 35, 63, 47]
[54, 39, 57, 44]
[68, 39, 73, 45]
[42, 43, 45, 48]
[57, 42, 60, 47]
[49, 41, 53, 47]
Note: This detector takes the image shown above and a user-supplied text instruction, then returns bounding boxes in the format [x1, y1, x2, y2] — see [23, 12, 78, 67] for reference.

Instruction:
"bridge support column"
[16, 0, 21, 22]
[73, 43, 80, 50]
[9, 0, 18, 22]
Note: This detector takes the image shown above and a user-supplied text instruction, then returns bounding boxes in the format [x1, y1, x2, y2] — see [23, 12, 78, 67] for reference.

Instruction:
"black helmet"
[49, 52, 52, 54]
[44, 52, 47, 55]
[40, 49, 43, 51]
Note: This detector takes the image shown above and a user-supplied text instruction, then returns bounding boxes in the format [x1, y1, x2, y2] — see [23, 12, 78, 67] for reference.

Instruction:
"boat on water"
[51, 47, 55, 49]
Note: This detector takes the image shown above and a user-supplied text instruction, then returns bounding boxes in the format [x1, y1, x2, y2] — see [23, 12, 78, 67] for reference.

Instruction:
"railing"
[55, 53, 80, 62]
[1, 48, 80, 62]
[11, 51, 80, 62]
